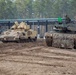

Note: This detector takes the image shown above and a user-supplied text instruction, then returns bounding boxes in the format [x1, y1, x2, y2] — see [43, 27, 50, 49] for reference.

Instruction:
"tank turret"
[18, 22, 30, 30]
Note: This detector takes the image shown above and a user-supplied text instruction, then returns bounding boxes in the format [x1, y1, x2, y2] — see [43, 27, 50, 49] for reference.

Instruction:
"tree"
[0, 0, 75, 19]
[70, 0, 76, 17]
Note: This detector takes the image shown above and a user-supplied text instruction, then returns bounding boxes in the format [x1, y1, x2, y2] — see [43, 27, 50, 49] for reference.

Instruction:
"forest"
[0, 0, 76, 19]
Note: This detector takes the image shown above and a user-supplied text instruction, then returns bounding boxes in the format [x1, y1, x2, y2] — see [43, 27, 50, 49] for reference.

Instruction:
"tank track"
[45, 32, 76, 49]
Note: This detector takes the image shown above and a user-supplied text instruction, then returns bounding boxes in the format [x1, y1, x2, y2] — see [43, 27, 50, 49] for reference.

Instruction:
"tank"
[0, 22, 37, 43]
[45, 22, 76, 49]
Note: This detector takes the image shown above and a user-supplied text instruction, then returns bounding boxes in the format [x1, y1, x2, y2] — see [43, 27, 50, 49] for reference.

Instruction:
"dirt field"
[0, 39, 76, 75]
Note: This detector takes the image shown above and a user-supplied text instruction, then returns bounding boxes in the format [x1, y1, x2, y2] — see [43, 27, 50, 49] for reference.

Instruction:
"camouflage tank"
[0, 21, 37, 43]
[45, 16, 76, 49]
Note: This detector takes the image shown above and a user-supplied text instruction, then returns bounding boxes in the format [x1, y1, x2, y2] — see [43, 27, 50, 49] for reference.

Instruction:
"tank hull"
[0, 36, 37, 43]
[45, 32, 76, 49]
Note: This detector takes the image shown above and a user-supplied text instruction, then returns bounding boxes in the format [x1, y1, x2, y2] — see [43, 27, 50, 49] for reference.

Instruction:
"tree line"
[0, 0, 76, 19]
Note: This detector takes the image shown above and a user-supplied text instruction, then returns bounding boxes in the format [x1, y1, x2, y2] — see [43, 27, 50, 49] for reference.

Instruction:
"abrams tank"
[0, 22, 37, 43]
[45, 17, 76, 49]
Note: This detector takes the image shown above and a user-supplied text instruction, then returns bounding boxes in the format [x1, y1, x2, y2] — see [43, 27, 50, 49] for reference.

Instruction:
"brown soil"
[0, 39, 76, 75]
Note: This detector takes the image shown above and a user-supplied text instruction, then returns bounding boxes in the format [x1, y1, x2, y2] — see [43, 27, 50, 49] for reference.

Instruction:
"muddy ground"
[0, 39, 76, 75]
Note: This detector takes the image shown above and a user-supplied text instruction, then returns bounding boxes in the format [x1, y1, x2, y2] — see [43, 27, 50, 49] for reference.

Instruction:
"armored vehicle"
[45, 16, 76, 49]
[0, 22, 37, 42]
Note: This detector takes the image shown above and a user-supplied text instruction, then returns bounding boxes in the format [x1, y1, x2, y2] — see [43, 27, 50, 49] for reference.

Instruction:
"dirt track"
[0, 39, 76, 75]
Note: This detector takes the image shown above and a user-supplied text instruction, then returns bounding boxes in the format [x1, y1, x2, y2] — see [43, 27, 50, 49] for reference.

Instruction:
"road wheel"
[33, 37, 37, 41]
[2, 41, 8, 43]
[16, 38, 21, 43]
[28, 37, 31, 42]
